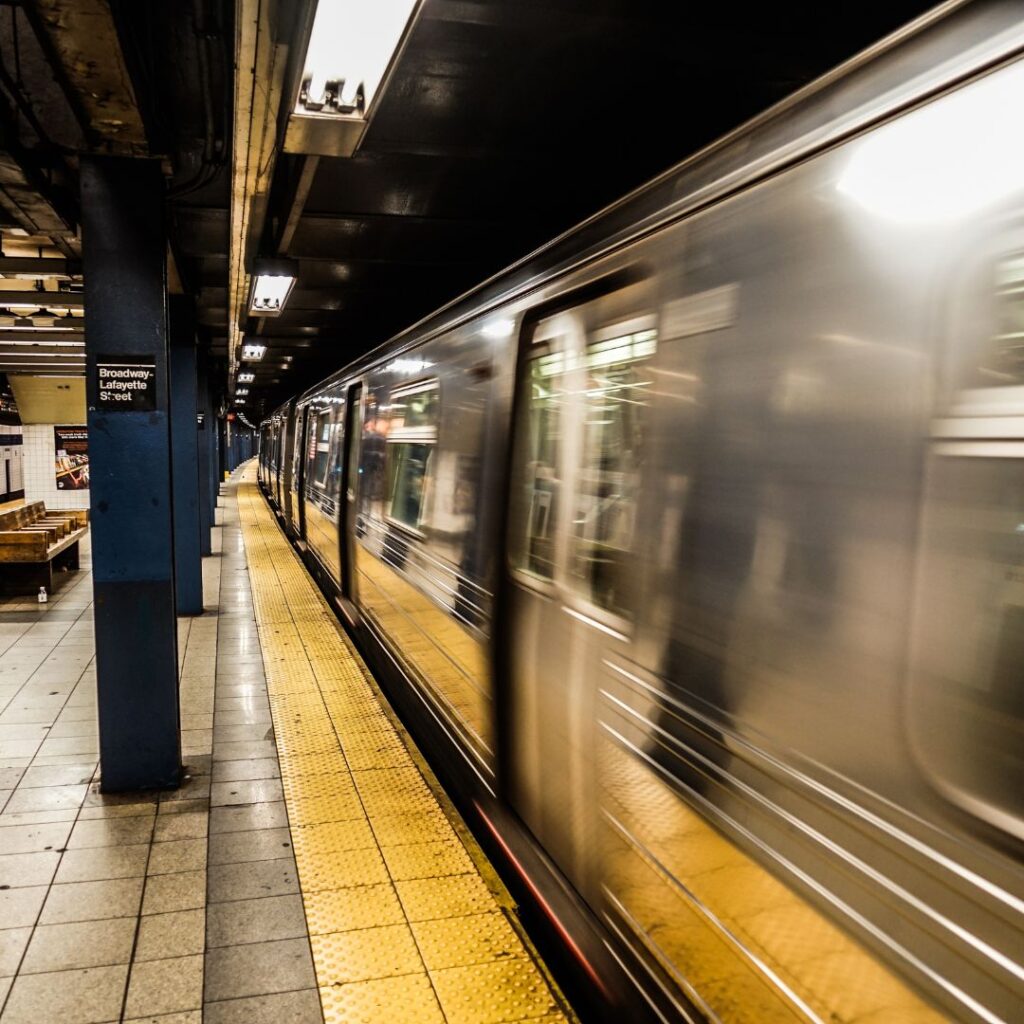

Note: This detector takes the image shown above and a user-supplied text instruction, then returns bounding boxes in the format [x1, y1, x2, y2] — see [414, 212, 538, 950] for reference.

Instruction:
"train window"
[569, 321, 657, 618]
[386, 379, 438, 532]
[982, 252, 1024, 386]
[513, 345, 566, 579]
[312, 410, 332, 487]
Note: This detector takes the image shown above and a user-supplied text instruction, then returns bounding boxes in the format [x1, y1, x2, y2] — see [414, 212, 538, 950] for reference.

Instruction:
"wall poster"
[54, 425, 89, 490]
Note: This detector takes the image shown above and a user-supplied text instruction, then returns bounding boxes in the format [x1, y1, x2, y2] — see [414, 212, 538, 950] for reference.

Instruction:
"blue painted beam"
[81, 156, 181, 792]
[169, 296, 203, 616]
[196, 353, 212, 557]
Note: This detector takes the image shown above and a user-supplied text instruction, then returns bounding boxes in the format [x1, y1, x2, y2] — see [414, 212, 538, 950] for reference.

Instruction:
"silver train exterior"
[259, 3, 1024, 1021]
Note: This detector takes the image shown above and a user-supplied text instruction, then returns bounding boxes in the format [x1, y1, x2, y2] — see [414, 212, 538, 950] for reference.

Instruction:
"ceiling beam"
[0, 291, 84, 308]
[0, 257, 79, 278]
[0, 331, 83, 342]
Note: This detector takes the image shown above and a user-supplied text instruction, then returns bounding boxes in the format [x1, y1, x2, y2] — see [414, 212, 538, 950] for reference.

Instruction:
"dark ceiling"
[113, 0, 937, 416]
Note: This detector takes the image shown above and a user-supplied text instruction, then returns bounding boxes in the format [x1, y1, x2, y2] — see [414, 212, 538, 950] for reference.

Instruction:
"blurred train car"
[259, 3, 1024, 1020]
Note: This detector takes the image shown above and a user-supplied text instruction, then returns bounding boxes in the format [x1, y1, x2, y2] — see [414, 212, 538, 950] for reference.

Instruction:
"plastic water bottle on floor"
[37, 586, 47, 604]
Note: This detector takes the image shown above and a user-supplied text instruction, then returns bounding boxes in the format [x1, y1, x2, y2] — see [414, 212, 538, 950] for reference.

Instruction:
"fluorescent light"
[236, 387, 249, 396]
[0, 323, 77, 332]
[236, 398, 246, 405]
[299, 0, 419, 117]
[241, 343, 267, 361]
[238, 371, 256, 383]
[248, 259, 298, 317]
[249, 275, 294, 315]
[837, 63, 1024, 225]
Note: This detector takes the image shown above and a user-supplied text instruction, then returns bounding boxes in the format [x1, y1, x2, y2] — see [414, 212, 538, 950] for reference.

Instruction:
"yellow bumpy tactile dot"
[235, 468, 574, 1023]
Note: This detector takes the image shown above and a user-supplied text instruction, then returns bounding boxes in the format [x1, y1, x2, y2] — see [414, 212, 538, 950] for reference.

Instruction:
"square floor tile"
[0, 820, 72, 856]
[21, 916, 136, 974]
[207, 859, 299, 903]
[67, 815, 155, 849]
[39, 876, 145, 925]
[202, 989, 323, 1024]
[203, 938, 316, 1002]
[125, 953, 204, 1018]
[142, 870, 207, 915]
[209, 801, 288, 833]
[0, 850, 60, 888]
[207, 827, 292, 865]
[1, 963, 129, 1024]
[55, 843, 149, 883]
[0, 885, 47, 928]
[146, 837, 207, 875]
[134, 908, 206, 961]
[205, 894, 307, 948]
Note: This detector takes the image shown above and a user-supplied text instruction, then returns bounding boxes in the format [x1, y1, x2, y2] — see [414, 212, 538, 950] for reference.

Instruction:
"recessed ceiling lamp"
[248, 258, 297, 317]
[285, 0, 422, 157]
[236, 387, 249, 396]
[238, 371, 256, 384]
[241, 342, 267, 361]
[236, 398, 246, 405]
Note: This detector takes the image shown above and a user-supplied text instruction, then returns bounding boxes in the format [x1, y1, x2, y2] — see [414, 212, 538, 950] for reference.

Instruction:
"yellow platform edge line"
[234, 467, 576, 1024]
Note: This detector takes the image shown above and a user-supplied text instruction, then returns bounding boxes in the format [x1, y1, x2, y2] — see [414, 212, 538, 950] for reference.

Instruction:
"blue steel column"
[169, 296, 203, 615]
[81, 156, 181, 791]
[196, 354, 213, 556]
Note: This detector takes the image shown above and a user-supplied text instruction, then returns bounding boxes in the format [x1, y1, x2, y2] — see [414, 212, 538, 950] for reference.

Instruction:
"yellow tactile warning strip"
[236, 468, 574, 1024]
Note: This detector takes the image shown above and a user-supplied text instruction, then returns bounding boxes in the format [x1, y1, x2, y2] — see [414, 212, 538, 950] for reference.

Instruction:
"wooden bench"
[0, 501, 89, 594]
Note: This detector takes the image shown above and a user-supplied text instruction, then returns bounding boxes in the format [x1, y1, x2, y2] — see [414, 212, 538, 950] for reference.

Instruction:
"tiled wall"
[23, 423, 90, 510]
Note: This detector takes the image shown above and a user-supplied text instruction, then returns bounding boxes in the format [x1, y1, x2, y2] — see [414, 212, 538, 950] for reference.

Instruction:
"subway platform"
[0, 464, 573, 1024]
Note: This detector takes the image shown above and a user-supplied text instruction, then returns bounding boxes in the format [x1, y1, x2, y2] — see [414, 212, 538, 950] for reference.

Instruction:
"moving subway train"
[259, 3, 1024, 1021]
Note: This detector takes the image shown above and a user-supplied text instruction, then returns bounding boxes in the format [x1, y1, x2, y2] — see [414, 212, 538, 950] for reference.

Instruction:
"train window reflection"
[978, 252, 1024, 386]
[570, 326, 656, 618]
[387, 443, 433, 529]
[515, 347, 565, 579]
[313, 410, 332, 487]
[390, 384, 439, 428]
[386, 378, 438, 532]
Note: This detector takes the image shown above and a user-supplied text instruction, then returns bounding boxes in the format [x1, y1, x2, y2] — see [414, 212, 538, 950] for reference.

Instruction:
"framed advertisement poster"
[54, 426, 89, 490]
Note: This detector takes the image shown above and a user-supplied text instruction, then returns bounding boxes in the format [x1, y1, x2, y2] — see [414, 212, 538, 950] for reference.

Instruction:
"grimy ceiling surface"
[5, 1, 937, 413]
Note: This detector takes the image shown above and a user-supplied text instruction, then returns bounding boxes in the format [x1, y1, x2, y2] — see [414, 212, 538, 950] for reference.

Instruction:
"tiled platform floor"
[0, 474, 323, 1023]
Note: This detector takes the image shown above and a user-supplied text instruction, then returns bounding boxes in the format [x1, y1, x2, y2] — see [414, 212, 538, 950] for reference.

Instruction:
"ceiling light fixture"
[248, 258, 297, 317]
[241, 342, 267, 361]
[236, 387, 249, 396]
[238, 371, 256, 384]
[285, 0, 422, 157]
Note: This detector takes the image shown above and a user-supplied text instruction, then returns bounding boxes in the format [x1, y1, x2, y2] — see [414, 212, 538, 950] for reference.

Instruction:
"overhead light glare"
[481, 318, 515, 340]
[384, 357, 432, 375]
[837, 63, 1024, 225]
[238, 371, 256, 383]
[242, 343, 267, 361]
[236, 387, 249, 396]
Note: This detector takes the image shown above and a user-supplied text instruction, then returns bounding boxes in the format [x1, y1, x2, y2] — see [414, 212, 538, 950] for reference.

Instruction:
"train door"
[292, 404, 309, 541]
[280, 403, 296, 524]
[274, 415, 285, 507]
[505, 287, 657, 898]
[339, 382, 363, 607]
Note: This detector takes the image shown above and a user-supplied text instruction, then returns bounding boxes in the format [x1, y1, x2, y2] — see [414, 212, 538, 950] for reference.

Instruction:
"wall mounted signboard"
[96, 355, 157, 411]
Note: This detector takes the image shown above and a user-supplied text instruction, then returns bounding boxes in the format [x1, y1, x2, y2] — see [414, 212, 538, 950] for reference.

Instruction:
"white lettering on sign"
[96, 358, 158, 410]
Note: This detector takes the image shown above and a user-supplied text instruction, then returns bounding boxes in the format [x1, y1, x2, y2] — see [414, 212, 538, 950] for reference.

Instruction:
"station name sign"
[96, 355, 157, 411]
